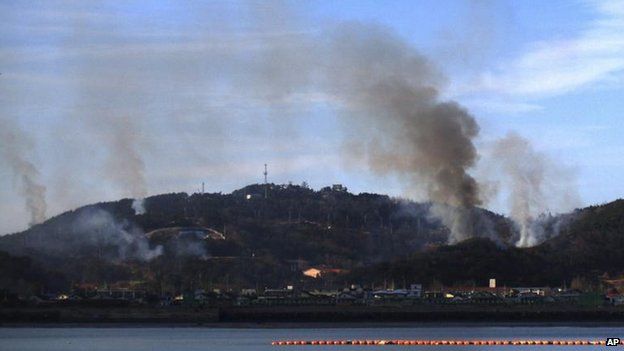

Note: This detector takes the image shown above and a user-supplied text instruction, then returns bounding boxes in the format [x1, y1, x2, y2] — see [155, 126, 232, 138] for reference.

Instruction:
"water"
[0, 326, 622, 350]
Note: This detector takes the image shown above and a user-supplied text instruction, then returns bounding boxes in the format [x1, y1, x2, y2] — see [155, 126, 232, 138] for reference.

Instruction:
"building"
[372, 284, 422, 299]
[302, 266, 348, 278]
[303, 268, 322, 278]
[331, 184, 348, 192]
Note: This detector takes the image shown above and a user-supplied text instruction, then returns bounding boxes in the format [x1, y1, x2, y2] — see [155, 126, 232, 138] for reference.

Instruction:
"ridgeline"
[0, 184, 623, 296]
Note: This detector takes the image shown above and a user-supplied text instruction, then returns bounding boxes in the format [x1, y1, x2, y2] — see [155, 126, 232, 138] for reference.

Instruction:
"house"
[260, 287, 296, 299]
[554, 289, 582, 302]
[302, 266, 348, 278]
[303, 268, 322, 278]
[372, 284, 421, 300]
[468, 291, 502, 304]
[513, 291, 545, 304]
[444, 286, 513, 298]
[511, 287, 552, 297]
[97, 281, 148, 300]
[72, 283, 99, 298]
[409, 284, 423, 298]
[331, 184, 347, 192]
[240, 288, 257, 296]
[607, 289, 624, 305]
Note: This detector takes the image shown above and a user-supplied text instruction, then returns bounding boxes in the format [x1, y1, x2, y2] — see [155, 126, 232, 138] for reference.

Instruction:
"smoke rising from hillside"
[106, 117, 147, 215]
[0, 119, 47, 227]
[0, 2, 580, 247]
[57, 6, 484, 241]
[492, 132, 579, 246]
[68, 10, 150, 216]
[73, 208, 162, 260]
[321, 24, 483, 242]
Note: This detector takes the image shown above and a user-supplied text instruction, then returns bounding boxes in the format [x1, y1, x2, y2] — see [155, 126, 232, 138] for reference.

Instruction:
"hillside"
[0, 183, 513, 294]
[1, 184, 622, 295]
[353, 200, 624, 288]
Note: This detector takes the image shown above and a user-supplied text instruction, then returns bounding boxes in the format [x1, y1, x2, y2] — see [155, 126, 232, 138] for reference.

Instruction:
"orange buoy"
[270, 338, 612, 346]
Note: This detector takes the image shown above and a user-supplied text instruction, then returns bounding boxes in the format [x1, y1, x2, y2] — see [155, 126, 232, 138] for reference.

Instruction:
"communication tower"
[264, 164, 268, 199]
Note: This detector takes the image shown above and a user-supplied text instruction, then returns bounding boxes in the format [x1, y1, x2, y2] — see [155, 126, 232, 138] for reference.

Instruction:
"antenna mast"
[263, 163, 268, 199]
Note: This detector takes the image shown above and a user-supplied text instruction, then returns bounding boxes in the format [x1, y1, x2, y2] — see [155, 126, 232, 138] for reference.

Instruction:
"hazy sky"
[1, 0, 623, 234]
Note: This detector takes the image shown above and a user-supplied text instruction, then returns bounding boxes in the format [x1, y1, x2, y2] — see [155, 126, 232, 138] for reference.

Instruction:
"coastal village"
[4, 274, 622, 309]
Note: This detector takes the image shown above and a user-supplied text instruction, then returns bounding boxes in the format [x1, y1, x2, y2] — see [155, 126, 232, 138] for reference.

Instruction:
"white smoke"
[74, 208, 162, 261]
[492, 132, 580, 247]
[1, 2, 584, 246]
[174, 239, 209, 259]
[132, 198, 146, 215]
[0, 118, 47, 227]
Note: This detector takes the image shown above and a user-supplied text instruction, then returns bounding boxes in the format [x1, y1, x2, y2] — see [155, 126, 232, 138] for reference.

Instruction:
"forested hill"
[0, 183, 514, 264]
[0, 183, 512, 293]
[353, 199, 624, 288]
[1, 184, 622, 294]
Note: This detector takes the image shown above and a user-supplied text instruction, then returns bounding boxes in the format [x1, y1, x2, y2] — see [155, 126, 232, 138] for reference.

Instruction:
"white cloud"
[460, 98, 543, 114]
[472, 0, 624, 97]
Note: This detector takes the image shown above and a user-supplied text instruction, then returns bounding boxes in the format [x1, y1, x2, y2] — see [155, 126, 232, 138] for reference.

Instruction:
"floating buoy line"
[271, 339, 612, 346]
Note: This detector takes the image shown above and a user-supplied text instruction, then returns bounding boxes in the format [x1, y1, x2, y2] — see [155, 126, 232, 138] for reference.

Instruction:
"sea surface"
[0, 325, 622, 350]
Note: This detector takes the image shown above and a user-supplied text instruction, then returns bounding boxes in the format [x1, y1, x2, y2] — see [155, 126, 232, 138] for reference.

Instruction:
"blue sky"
[1, 0, 624, 234]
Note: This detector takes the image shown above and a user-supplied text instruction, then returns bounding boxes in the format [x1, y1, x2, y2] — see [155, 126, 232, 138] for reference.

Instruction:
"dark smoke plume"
[1, 2, 579, 247]
[0, 118, 47, 226]
[320, 24, 483, 242]
[64, 11, 485, 241]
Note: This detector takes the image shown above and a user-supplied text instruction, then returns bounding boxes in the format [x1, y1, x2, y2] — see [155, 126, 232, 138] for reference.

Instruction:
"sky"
[1, 0, 624, 234]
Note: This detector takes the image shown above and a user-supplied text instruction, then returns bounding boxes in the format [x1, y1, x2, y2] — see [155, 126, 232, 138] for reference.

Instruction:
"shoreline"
[0, 321, 624, 329]
[4, 321, 624, 328]
[4, 305, 624, 328]
[4, 319, 624, 329]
